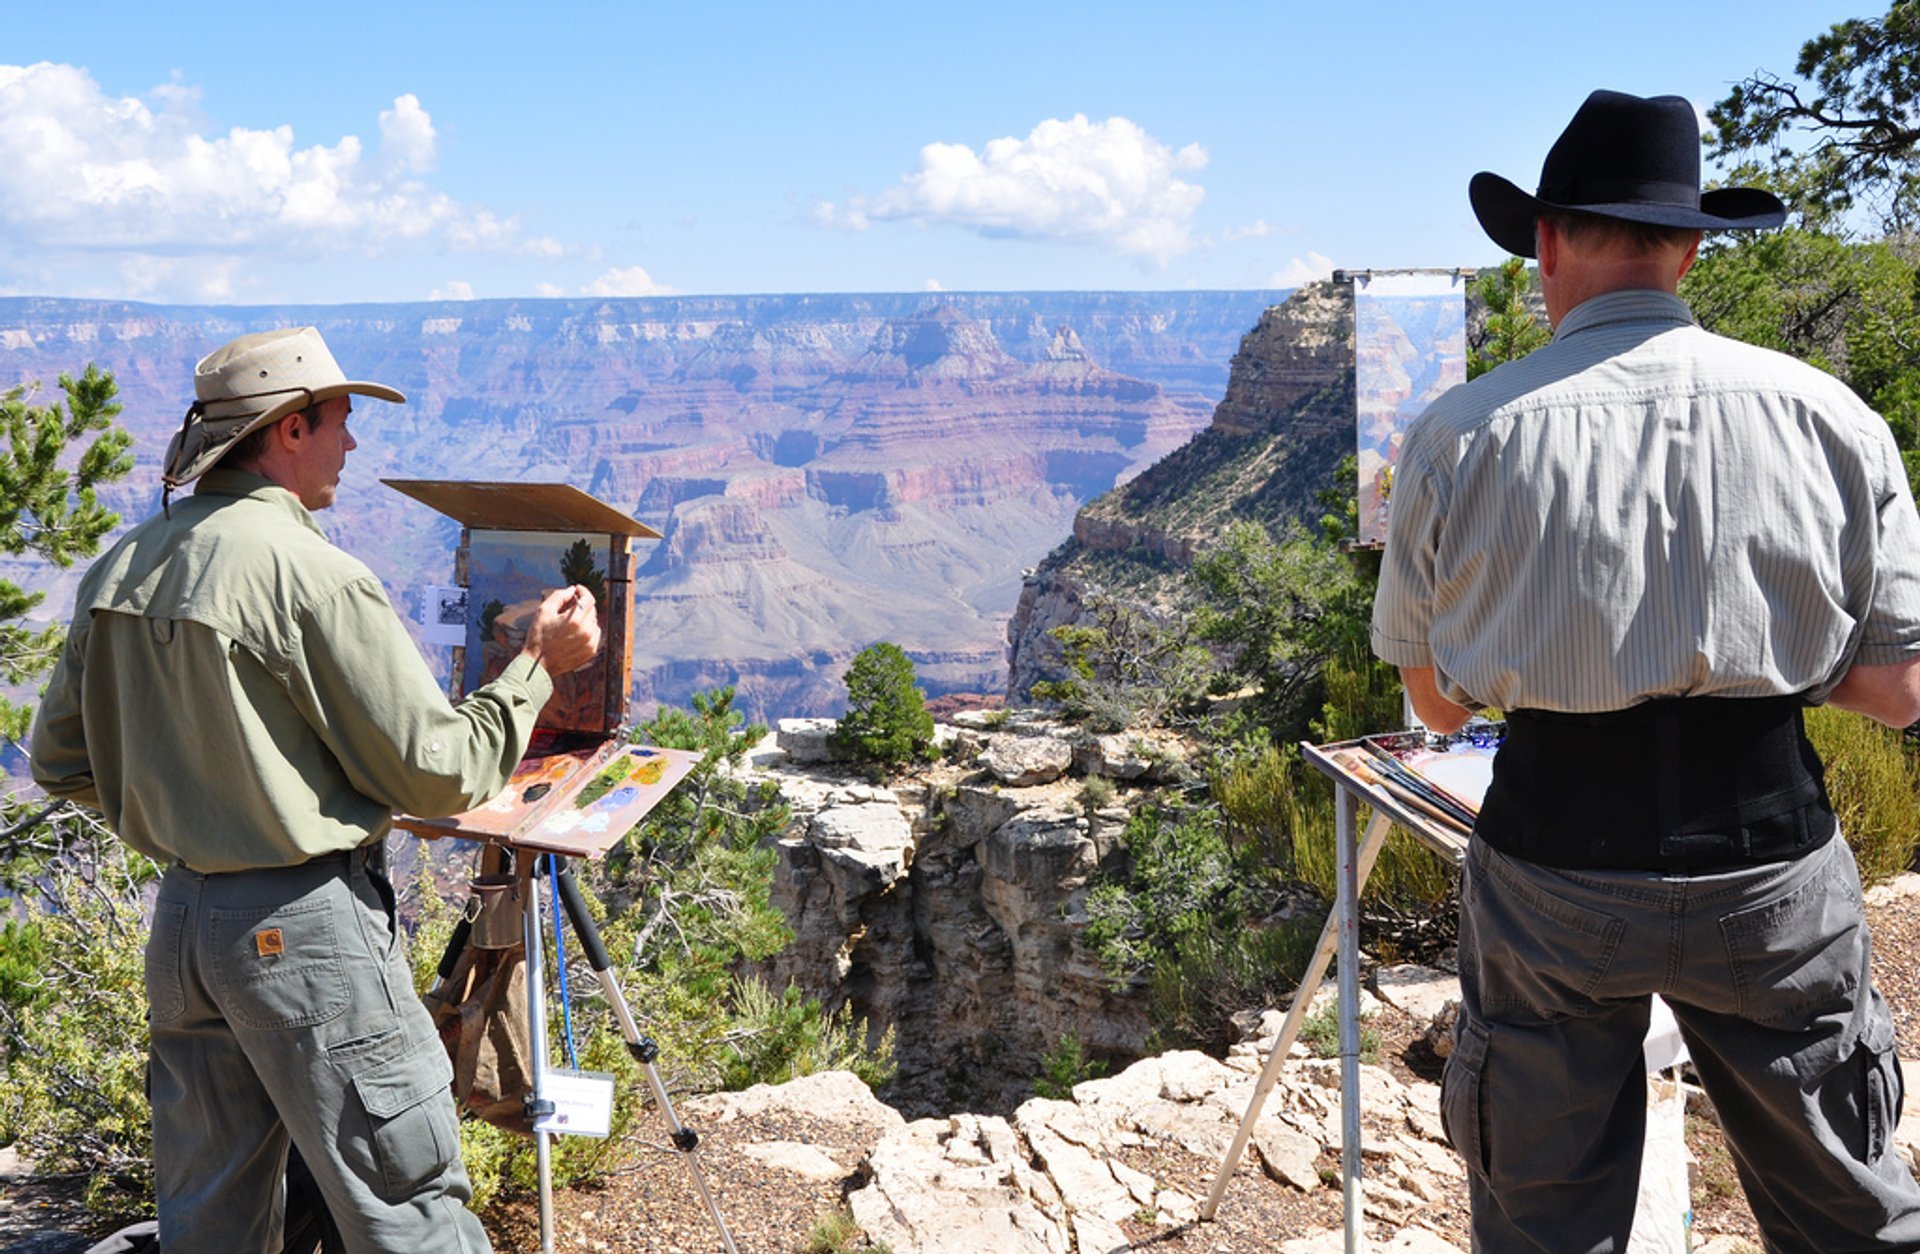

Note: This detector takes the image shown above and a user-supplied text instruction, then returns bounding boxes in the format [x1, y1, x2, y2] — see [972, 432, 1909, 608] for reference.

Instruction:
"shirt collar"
[194, 467, 327, 537]
[1553, 289, 1695, 342]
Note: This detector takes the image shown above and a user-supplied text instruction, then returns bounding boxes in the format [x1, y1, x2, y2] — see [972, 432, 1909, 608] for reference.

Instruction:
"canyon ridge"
[0, 290, 1285, 722]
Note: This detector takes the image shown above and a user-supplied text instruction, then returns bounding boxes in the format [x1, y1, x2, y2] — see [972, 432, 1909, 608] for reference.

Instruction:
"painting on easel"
[382, 479, 681, 857]
[464, 529, 617, 735]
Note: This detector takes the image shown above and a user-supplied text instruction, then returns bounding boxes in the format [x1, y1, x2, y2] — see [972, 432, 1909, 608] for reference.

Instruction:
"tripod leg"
[519, 855, 557, 1254]
[550, 859, 741, 1254]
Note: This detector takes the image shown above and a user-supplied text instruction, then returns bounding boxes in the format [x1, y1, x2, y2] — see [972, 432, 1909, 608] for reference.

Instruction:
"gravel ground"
[13, 875, 1920, 1252]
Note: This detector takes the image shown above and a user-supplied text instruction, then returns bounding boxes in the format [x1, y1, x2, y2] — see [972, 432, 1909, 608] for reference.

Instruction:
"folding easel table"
[1204, 733, 1484, 1253]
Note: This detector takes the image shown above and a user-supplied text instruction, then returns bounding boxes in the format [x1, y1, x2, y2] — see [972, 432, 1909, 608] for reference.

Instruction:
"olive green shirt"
[29, 469, 553, 872]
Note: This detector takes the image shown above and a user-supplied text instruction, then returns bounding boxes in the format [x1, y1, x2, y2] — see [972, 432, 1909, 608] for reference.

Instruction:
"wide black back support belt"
[1475, 695, 1834, 871]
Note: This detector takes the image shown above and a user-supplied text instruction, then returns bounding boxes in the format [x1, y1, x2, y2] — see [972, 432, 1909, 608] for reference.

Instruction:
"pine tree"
[830, 642, 934, 770]
[1, 365, 132, 745]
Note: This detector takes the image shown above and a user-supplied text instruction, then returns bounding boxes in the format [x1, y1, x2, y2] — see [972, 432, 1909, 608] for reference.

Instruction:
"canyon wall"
[0, 290, 1285, 721]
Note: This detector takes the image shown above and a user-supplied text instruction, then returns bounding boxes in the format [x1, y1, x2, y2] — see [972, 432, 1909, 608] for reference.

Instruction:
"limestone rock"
[683, 1070, 904, 1133]
[737, 1140, 845, 1181]
[981, 731, 1074, 786]
[1254, 1117, 1323, 1192]
[1375, 964, 1461, 1025]
[849, 1115, 1071, 1254]
[776, 717, 843, 763]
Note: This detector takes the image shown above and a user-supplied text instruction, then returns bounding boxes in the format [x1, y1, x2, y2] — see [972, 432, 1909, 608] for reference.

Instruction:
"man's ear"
[1675, 231, 1702, 282]
[1535, 217, 1559, 278]
[275, 411, 308, 451]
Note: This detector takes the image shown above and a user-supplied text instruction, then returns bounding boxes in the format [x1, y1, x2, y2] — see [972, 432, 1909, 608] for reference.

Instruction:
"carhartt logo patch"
[255, 928, 285, 958]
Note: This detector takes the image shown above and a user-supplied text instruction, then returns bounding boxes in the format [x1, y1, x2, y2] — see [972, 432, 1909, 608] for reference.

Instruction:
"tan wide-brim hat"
[161, 326, 405, 488]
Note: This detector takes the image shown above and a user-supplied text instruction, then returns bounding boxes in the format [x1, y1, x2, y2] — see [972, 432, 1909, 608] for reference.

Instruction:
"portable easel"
[1202, 735, 1475, 1254]
[386, 480, 737, 1254]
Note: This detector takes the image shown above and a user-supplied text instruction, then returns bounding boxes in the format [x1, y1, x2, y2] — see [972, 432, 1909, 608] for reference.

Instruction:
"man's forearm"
[1399, 666, 1473, 734]
[1827, 657, 1920, 728]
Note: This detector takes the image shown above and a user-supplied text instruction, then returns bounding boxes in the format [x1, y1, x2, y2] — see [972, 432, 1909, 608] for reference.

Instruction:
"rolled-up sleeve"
[1852, 438, 1920, 668]
[1371, 457, 1441, 670]
[27, 619, 100, 809]
[286, 577, 553, 818]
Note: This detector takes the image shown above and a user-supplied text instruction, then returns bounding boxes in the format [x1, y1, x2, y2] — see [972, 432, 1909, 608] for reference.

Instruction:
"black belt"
[1475, 696, 1834, 871]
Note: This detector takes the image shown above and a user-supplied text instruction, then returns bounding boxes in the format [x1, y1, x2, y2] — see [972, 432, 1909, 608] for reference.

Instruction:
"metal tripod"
[438, 849, 738, 1253]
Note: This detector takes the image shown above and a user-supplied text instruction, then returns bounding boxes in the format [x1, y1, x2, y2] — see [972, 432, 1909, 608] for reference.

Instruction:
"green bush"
[1033, 1031, 1108, 1099]
[1143, 920, 1320, 1054]
[830, 642, 935, 770]
[720, 978, 897, 1092]
[0, 801, 155, 1214]
[1298, 998, 1381, 1064]
[1083, 804, 1322, 1052]
[1806, 705, 1920, 886]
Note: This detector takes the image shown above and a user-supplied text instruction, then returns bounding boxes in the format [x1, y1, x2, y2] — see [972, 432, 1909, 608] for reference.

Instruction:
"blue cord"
[548, 855, 580, 1071]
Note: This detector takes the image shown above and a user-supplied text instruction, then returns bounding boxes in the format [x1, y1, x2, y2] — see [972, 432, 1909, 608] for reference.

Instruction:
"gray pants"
[1450, 834, 1920, 1253]
[147, 849, 491, 1253]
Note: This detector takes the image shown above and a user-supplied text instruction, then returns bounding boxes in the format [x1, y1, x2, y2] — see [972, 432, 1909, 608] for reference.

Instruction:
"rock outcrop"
[761, 713, 1165, 1108]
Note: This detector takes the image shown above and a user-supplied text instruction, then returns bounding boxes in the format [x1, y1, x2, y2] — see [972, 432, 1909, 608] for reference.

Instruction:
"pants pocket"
[1861, 1006, 1902, 1164]
[211, 894, 349, 1030]
[144, 899, 188, 1023]
[1442, 1013, 1491, 1177]
[1719, 843, 1863, 1031]
[350, 1031, 461, 1199]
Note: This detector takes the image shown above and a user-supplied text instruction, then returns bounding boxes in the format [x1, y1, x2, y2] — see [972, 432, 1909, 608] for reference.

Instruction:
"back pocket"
[210, 896, 348, 1030]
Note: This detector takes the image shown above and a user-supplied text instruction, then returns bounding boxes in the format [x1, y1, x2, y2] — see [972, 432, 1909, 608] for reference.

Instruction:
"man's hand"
[520, 586, 603, 677]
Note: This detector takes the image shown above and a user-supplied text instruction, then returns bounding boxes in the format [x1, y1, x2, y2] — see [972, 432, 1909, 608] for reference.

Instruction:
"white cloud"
[430, 280, 474, 301]
[535, 281, 566, 298]
[923, 278, 945, 292]
[1220, 219, 1272, 242]
[0, 62, 559, 297]
[821, 114, 1208, 262]
[584, 265, 671, 297]
[377, 94, 437, 174]
[1271, 251, 1337, 286]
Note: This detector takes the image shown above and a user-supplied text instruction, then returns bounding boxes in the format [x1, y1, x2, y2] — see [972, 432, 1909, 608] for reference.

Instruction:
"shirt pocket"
[210, 896, 349, 1030]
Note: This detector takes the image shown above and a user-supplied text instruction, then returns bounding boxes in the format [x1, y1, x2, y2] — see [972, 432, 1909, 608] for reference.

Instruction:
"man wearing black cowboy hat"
[1374, 90, 1920, 1249]
[30, 327, 604, 1251]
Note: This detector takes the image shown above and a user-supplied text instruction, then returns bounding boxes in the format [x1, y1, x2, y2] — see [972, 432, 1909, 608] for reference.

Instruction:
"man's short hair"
[1539, 209, 1700, 256]
[224, 406, 324, 471]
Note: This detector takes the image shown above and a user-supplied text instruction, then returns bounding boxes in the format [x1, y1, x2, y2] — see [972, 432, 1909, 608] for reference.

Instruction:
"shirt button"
[428, 740, 443, 756]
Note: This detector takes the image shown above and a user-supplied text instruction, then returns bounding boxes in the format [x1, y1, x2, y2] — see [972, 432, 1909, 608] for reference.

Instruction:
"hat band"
[197, 383, 316, 421]
[1540, 176, 1699, 211]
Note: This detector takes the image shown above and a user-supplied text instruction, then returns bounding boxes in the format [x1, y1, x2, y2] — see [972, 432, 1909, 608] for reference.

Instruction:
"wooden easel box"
[382, 480, 696, 859]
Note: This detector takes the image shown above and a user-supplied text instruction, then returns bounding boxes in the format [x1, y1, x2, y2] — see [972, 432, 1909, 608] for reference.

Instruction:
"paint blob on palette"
[515, 744, 703, 857]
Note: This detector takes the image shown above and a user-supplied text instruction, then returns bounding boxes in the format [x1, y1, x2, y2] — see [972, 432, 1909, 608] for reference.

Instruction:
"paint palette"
[398, 742, 702, 858]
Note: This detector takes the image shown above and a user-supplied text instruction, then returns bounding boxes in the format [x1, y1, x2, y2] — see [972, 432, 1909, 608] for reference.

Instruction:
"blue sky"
[0, 0, 1865, 305]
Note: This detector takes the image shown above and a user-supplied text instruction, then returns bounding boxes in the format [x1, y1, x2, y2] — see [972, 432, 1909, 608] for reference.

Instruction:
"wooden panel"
[383, 479, 662, 538]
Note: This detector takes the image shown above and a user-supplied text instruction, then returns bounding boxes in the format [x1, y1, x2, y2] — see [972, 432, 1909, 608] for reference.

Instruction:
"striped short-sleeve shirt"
[1371, 288, 1920, 713]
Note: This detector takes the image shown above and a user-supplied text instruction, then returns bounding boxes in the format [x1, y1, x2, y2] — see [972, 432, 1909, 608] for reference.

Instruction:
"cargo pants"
[1448, 834, 1920, 1253]
[146, 847, 491, 1253]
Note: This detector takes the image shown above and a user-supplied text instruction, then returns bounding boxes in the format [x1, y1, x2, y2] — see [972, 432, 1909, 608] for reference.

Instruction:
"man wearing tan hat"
[1373, 90, 1920, 1249]
[31, 327, 602, 1251]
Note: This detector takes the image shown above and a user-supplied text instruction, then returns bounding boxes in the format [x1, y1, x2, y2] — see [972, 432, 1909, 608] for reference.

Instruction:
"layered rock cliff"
[1008, 281, 1356, 700]
[0, 290, 1283, 721]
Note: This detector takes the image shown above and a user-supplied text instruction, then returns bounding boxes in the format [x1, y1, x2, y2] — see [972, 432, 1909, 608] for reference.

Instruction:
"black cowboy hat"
[1469, 89, 1787, 258]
